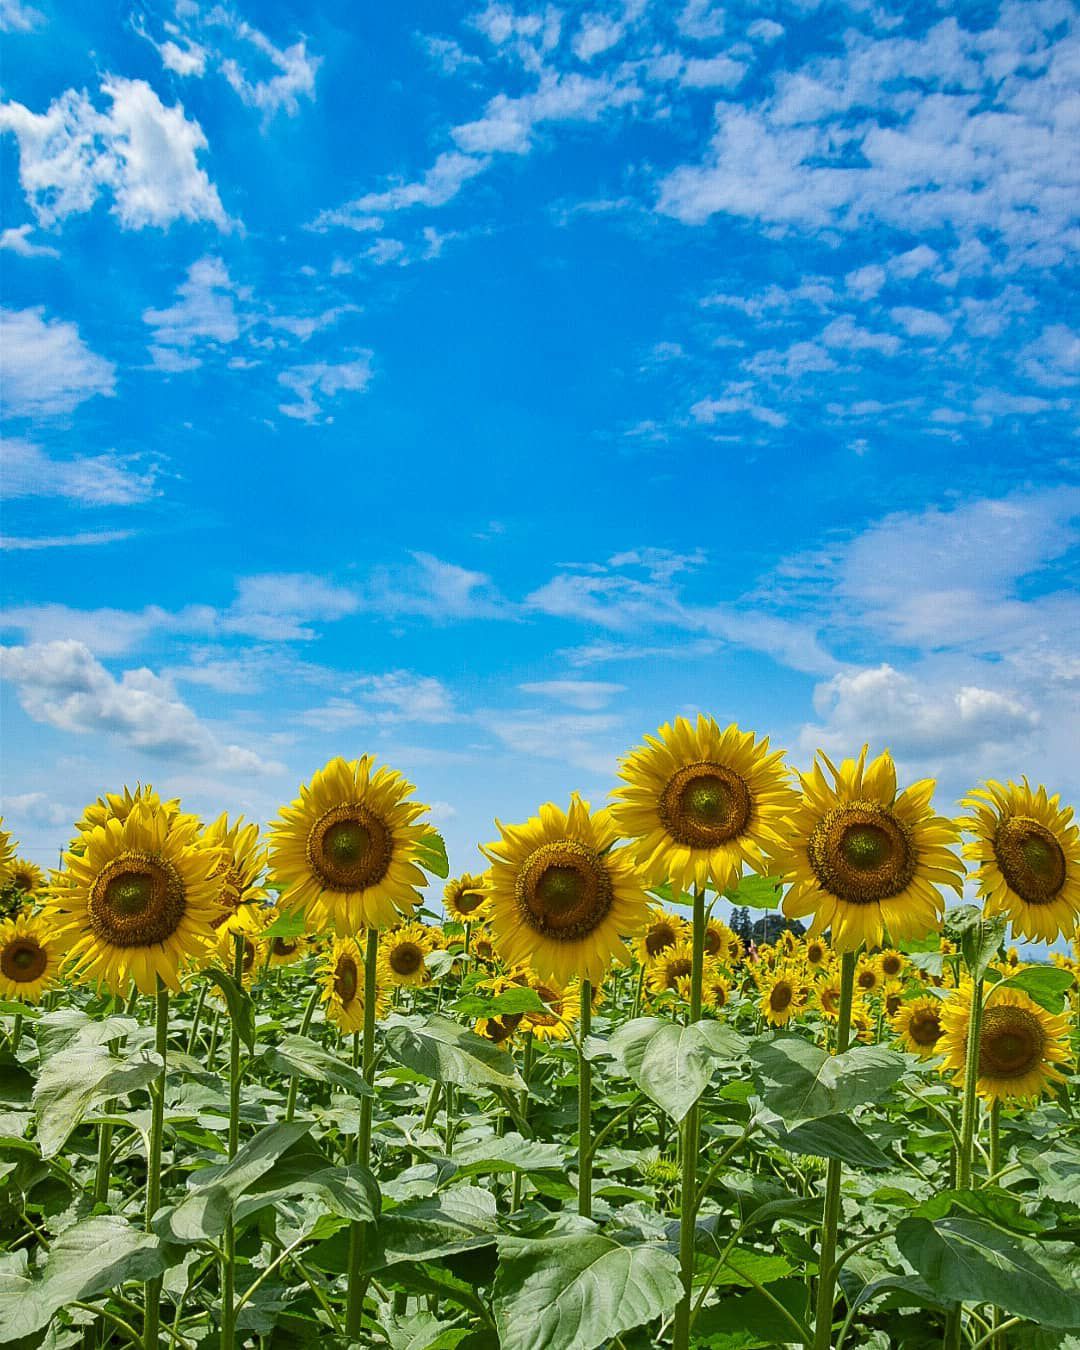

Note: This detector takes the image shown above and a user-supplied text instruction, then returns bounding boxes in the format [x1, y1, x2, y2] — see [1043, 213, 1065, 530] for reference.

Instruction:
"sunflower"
[890, 995, 945, 1058]
[612, 716, 797, 894]
[520, 973, 581, 1042]
[849, 999, 876, 1043]
[960, 778, 1080, 944]
[75, 784, 189, 835]
[0, 820, 17, 887]
[877, 948, 905, 983]
[267, 933, 306, 968]
[50, 805, 220, 995]
[8, 859, 45, 899]
[759, 965, 802, 1027]
[772, 747, 964, 954]
[473, 974, 526, 1045]
[212, 924, 261, 984]
[444, 873, 490, 924]
[0, 912, 64, 1002]
[636, 907, 689, 964]
[646, 939, 695, 999]
[939, 985, 1071, 1103]
[855, 957, 883, 997]
[379, 921, 437, 988]
[703, 917, 739, 963]
[269, 756, 430, 936]
[705, 970, 732, 1011]
[482, 794, 649, 987]
[320, 936, 388, 1033]
[1004, 946, 1021, 969]
[815, 973, 843, 1021]
[204, 814, 268, 935]
[472, 930, 497, 965]
[804, 937, 830, 971]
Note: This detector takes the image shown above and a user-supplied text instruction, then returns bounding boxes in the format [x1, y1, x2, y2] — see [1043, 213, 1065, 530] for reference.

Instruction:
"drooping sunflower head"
[50, 804, 221, 995]
[646, 939, 696, 999]
[773, 747, 964, 954]
[267, 933, 306, 967]
[815, 974, 843, 1021]
[269, 756, 431, 936]
[379, 921, 436, 987]
[703, 917, 740, 964]
[612, 716, 798, 894]
[939, 984, 1071, 1103]
[8, 858, 45, 900]
[0, 820, 17, 885]
[482, 794, 650, 987]
[74, 784, 189, 836]
[443, 873, 490, 924]
[960, 778, 1080, 944]
[759, 965, 802, 1026]
[636, 907, 689, 965]
[0, 912, 64, 1003]
[890, 994, 945, 1058]
[204, 813, 269, 934]
[319, 935, 388, 1033]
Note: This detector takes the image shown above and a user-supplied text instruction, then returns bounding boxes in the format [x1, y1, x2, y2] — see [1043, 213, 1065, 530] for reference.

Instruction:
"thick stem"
[577, 977, 594, 1218]
[345, 927, 380, 1339]
[285, 983, 323, 1122]
[990, 1099, 1004, 1348]
[11, 1012, 23, 1056]
[144, 981, 168, 1350]
[185, 979, 208, 1057]
[811, 948, 857, 1350]
[220, 934, 246, 1350]
[512, 1033, 535, 1211]
[672, 886, 707, 1350]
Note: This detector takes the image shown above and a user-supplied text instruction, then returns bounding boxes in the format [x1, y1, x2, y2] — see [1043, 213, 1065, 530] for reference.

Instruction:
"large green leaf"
[32, 1009, 141, 1064]
[365, 1185, 499, 1271]
[260, 1033, 372, 1095]
[609, 1017, 746, 1122]
[944, 907, 1006, 981]
[750, 1037, 903, 1124]
[896, 1217, 1080, 1327]
[198, 968, 255, 1054]
[32, 1042, 162, 1158]
[722, 875, 783, 909]
[154, 1120, 311, 1242]
[415, 831, 450, 879]
[767, 1114, 893, 1170]
[494, 1221, 682, 1350]
[0, 1215, 168, 1342]
[448, 1131, 568, 1178]
[991, 966, 1075, 1012]
[384, 1015, 523, 1091]
[234, 1162, 380, 1225]
[692, 1278, 808, 1348]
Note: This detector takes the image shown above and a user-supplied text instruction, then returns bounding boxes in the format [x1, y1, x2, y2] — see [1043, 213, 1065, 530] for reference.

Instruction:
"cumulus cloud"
[143, 256, 241, 369]
[300, 671, 458, 730]
[0, 224, 59, 257]
[0, 76, 230, 229]
[0, 437, 161, 504]
[1, 307, 115, 416]
[220, 21, 321, 119]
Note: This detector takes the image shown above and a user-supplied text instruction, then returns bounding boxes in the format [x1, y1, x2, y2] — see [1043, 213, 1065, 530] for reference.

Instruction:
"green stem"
[512, 1032, 534, 1211]
[144, 981, 168, 1350]
[672, 885, 706, 1350]
[345, 927, 379, 1339]
[11, 1012, 23, 1056]
[945, 976, 985, 1350]
[811, 948, 856, 1350]
[578, 977, 593, 1218]
[220, 934, 246, 1350]
[185, 979, 208, 1057]
[285, 983, 323, 1122]
[989, 1099, 1004, 1350]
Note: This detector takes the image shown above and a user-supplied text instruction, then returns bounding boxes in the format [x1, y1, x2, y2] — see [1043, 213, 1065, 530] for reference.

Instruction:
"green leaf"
[0, 1215, 168, 1342]
[260, 1033, 372, 1096]
[750, 1037, 904, 1124]
[896, 1216, 1080, 1327]
[198, 968, 255, 1054]
[384, 1015, 523, 1091]
[913, 1187, 1042, 1235]
[767, 1114, 893, 1171]
[261, 908, 307, 940]
[32, 1042, 162, 1159]
[609, 1017, 746, 1122]
[453, 988, 547, 1019]
[722, 875, 783, 909]
[416, 831, 450, 879]
[693, 1279, 808, 1349]
[944, 907, 1006, 980]
[0, 1001, 40, 1019]
[494, 1221, 682, 1350]
[448, 1132, 567, 1178]
[713, 1250, 794, 1288]
[154, 1120, 311, 1242]
[365, 1186, 499, 1271]
[992, 965, 1075, 1012]
[235, 1163, 380, 1226]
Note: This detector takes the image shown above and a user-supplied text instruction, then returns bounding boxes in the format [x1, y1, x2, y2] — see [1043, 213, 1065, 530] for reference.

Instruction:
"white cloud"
[573, 15, 625, 62]
[0, 530, 135, 550]
[485, 708, 623, 775]
[225, 574, 359, 640]
[220, 21, 321, 119]
[0, 0, 42, 32]
[0, 640, 282, 772]
[277, 355, 374, 422]
[360, 552, 508, 621]
[680, 55, 745, 90]
[160, 38, 209, 77]
[0, 224, 59, 257]
[0, 437, 161, 504]
[890, 306, 954, 340]
[314, 152, 488, 228]
[518, 679, 626, 710]
[690, 391, 788, 427]
[821, 316, 901, 356]
[143, 256, 240, 366]
[452, 70, 641, 156]
[747, 19, 783, 44]
[301, 671, 458, 729]
[1020, 324, 1080, 388]
[0, 307, 115, 416]
[0, 76, 229, 230]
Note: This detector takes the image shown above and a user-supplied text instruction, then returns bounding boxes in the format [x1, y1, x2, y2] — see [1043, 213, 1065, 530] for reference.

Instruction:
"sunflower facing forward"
[379, 921, 437, 987]
[444, 873, 490, 924]
[612, 716, 796, 894]
[891, 995, 945, 1058]
[0, 912, 64, 1002]
[8, 859, 45, 901]
[939, 984, 1071, 1103]
[960, 778, 1080, 944]
[51, 805, 221, 995]
[320, 936, 388, 1033]
[771, 747, 964, 953]
[482, 794, 649, 987]
[269, 756, 431, 936]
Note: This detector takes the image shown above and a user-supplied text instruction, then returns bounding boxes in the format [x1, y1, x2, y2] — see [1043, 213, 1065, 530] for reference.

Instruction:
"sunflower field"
[2, 720, 1080, 1350]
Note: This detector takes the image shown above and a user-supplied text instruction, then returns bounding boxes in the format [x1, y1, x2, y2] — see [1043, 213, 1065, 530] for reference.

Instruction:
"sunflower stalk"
[220, 933, 247, 1350]
[811, 947, 857, 1350]
[944, 974, 985, 1350]
[345, 926, 379, 1338]
[285, 982, 323, 1122]
[512, 1032, 534, 1211]
[672, 884, 706, 1350]
[144, 980, 169, 1350]
[577, 976, 593, 1218]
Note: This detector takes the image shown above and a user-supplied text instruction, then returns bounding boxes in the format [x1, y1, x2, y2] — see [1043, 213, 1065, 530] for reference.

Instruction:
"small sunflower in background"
[612, 716, 797, 895]
[646, 939, 695, 999]
[855, 956, 884, 997]
[483, 794, 649, 987]
[444, 873, 490, 924]
[8, 859, 45, 903]
[205, 813, 268, 936]
[1004, 946, 1022, 969]
[772, 747, 964, 953]
[212, 926, 261, 984]
[891, 995, 945, 1058]
[75, 784, 191, 835]
[758, 965, 802, 1027]
[705, 970, 732, 1011]
[266, 933, 306, 968]
[0, 913, 64, 1003]
[519, 973, 581, 1042]
[877, 948, 905, 984]
[379, 921, 437, 987]
[939, 984, 1071, 1103]
[471, 930, 497, 965]
[702, 916, 740, 964]
[52, 805, 220, 995]
[637, 907, 689, 964]
[815, 972, 844, 1021]
[804, 937, 830, 972]
[269, 756, 431, 935]
[320, 936, 387, 1033]
[849, 999, 876, 1043]
[472, 974, 526, 1045]
[960, 778, 1080, 944]
[0, 820, 17, 883]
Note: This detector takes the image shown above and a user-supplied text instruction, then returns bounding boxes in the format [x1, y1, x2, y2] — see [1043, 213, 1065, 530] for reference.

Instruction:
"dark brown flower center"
[389, 941, 424, 976]
[271, 937, 298, 957]
[307, 804, 392, 892]
[881, 953, 903, 977]
[1, 937, 47, 983]
[334, 954, 358, 1005]
[645, 922, 677, 957]
[807, 942, 826, 965]
[517, 841, 613, 941]
[452, 880, 485, 915]
[858, 969, 878, 990]
[909, 1009, 942, 1046]
[808, 802, 915, 905]
[659, 762, 752, 848]
[711, 982, 729, 1007]
[995, 817, 1067, 905]
[703, 926, 725, 957]
[979, 1005, 1045, 1079]
[769, 981, 793, 1013]
[665, 958, 692, 986]
[88, 852, 186, 947]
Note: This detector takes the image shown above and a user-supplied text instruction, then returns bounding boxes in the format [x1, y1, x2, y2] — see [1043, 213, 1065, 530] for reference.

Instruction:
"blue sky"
[1, 0, 1078, 914]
